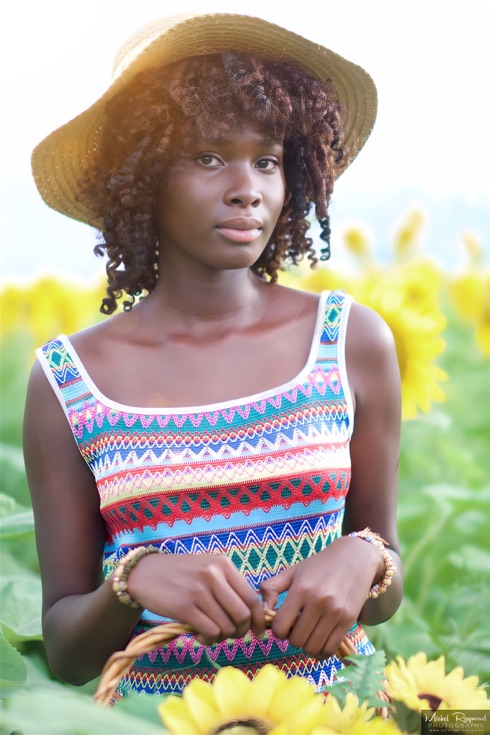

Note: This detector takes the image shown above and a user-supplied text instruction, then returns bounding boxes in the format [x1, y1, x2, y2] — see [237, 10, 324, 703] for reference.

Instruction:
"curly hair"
[77, 52, 345, 314]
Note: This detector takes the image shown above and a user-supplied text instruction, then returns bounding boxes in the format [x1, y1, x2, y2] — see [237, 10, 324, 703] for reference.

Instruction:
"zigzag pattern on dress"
[101, 469, 350, 533]
[96, 450, 350, 505]
[65, 375, 348, 436]
[119, 620, 372, 695]
[37, 290, 376, 697]
[80, 417, 349, 465]
[108, 514, 341, 590]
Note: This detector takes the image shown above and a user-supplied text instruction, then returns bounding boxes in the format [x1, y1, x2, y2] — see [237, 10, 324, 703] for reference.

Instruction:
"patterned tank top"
[37, 289, 374, 697]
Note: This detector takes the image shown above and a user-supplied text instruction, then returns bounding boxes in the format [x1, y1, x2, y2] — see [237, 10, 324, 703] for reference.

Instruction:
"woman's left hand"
[259, 536, 383, 659]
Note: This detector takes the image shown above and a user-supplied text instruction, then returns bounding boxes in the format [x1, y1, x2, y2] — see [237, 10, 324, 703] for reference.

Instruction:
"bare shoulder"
[347, 301, 397, 358]
[268, 283, 321, 320]
[346, 301, 400, 404]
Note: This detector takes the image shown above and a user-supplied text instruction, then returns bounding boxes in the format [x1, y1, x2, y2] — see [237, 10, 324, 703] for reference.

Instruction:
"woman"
[24, 12, 403, 697]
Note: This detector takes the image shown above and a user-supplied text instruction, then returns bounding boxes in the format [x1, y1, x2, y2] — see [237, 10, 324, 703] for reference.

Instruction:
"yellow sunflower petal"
[244, 664, 284, 717]
[158, 695, 201, 734]
[212, 666, 252, 716]
[269, 676, 318, 722]
[393, 208, 426, 260]
[287, 694, 327, 731]
[351, 715, 408, 734]
[182, 678, 221, 731]
[343, 226, 372, 261]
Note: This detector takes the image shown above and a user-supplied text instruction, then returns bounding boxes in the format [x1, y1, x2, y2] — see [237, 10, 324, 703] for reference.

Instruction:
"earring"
[154, 241, 160, 280]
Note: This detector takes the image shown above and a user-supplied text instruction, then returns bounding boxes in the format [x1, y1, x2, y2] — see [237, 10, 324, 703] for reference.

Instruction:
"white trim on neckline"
[50, 290, 339, 416]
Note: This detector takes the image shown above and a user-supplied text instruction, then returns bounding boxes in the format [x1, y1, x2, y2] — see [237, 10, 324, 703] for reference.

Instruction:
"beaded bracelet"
[349, 528, 396, 599]
[112, 545, 162, 609]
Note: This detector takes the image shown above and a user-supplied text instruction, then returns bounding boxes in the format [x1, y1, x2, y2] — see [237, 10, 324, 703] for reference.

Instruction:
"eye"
[255, 158, 281, 171]
[196, 153, 222, 167]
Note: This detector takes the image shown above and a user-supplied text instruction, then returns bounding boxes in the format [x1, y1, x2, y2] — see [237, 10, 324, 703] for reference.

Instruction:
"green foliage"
[366, 307, 490, 681]
[322, 650, 388, 709]
[0, 634, 27, 699]
[2, 686, 166, 734]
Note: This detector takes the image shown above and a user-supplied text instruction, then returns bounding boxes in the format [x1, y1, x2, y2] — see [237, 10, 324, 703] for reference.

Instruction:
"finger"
[270, 589, 304, 640]
[259, 567, 294, 611]
[321, 620, 356, 658]
[187, 605, 229, 644]
[248, 593, 268, 637]
[210, 590, 253, 639]
[286, 608, 322, 652]
[217, 569, 266, 637]
[299, 617, 335, 658]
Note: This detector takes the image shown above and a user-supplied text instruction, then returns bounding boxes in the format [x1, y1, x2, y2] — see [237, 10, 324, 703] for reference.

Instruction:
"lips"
[216, 217, 263, 244]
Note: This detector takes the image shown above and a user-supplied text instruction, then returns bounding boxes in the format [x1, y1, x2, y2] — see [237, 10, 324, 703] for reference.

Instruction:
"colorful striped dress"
[37, 289, 374, 696]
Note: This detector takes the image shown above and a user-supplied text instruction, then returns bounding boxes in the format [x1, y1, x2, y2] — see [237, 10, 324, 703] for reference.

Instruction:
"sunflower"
[277, 261, 353, 296]
[347, 267, 448, 420]
[342, 226, 373, 266]
[308, 692, 409, 734]
[158, 665, 326, 735]
[310, 691, 373, 734]
[449, 267, 490, 358]
[0, 276, 105, 347]
[385, 653, 490, 712]
[392, 208, 426, 262]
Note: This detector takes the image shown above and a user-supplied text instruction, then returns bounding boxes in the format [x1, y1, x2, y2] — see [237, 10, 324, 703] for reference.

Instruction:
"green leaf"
[117, 691, 171, 726]
[342, 650, 388, 702]
[0, 493, 34, 538]
[448, 544, 490, 573]
[0, 634, 27, 698]
[0, 577, 42, 641]
[0, 447, 25, 474]
[2, 686, 166, 734]
[323, 650, 389, 709]
[423, 483, 489, 504]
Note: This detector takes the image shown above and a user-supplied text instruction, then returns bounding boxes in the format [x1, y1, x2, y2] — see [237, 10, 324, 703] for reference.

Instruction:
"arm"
[24, 360, 266, 685]
[343, 302, 403, 626]
[23, 360, 142, 684]
[260, 302, 403, 656]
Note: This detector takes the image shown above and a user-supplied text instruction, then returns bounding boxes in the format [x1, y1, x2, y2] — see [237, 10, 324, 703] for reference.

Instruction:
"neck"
[143, 266, 269, 326]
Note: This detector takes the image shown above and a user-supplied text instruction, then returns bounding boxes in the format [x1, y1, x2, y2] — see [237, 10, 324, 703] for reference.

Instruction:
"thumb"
[260, 566, 295, 611]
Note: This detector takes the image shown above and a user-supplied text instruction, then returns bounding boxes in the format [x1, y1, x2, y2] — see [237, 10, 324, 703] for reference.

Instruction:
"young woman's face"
[154, 124, 286, 274]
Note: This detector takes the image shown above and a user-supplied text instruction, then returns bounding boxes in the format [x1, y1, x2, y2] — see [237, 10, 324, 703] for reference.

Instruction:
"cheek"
[271, 176, 287, 217]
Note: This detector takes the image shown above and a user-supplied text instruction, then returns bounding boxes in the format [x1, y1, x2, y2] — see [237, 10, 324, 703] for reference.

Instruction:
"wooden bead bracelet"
[112, 545, 162, 608]
[349, 528, 396, 599]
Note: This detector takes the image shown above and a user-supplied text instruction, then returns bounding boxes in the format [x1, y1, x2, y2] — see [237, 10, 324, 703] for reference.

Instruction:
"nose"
[224, 163, 262, 208]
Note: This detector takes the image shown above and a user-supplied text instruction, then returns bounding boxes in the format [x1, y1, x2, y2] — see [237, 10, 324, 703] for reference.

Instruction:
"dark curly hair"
[77, 52, 345, 314]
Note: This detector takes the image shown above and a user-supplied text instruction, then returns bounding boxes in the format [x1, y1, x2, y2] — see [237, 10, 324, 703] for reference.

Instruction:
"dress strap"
[315, 290, 355, 432]
[36, 335, 94, 422]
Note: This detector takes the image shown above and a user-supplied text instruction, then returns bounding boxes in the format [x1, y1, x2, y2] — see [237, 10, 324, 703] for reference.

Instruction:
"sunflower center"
[212, 719, 272, 735]
[418, 693, 443, 710]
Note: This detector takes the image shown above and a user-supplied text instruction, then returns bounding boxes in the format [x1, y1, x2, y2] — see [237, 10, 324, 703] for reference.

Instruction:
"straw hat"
[31, 12, 377, 226]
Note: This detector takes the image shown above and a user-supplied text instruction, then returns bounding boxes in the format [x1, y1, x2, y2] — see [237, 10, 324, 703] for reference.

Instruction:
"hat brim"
[31, 12, 377, 225]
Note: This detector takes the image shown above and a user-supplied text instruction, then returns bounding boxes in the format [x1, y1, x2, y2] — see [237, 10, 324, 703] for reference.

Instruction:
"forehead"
[193, 129, 283, 147]
[181, 120, 284, 148]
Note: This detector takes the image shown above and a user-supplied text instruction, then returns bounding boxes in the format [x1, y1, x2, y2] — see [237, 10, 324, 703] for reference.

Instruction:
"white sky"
[1, 0, 489, 280]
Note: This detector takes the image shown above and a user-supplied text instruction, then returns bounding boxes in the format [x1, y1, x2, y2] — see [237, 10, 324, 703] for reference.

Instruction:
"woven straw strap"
[94, 611, 357, 706]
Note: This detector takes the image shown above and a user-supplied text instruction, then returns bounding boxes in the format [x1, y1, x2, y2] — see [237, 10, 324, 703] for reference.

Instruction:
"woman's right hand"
[126, 552, 266, 645]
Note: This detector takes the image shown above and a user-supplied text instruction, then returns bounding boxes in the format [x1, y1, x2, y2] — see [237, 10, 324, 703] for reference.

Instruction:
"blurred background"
[1, 0, 489, 727]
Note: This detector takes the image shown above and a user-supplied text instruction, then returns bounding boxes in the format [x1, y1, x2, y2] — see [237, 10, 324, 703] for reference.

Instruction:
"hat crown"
[111, 13, 195, 82]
